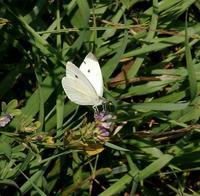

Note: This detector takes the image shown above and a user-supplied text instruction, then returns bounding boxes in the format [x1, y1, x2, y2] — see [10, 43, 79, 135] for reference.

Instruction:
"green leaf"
[105, 142, 130, 152]
[138, 154, 173, 180]
[185, 12, 197, 100]
[0, 141, 12, 158]
[130, 102, 189, 111]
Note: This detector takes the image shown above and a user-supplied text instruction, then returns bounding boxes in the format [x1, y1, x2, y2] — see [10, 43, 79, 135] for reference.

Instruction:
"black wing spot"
[87, 69, 90, 73]
[75, 74, 78, 78]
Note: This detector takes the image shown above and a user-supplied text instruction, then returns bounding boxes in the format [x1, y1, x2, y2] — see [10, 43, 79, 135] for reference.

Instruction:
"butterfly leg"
[93, 105, 99, 115]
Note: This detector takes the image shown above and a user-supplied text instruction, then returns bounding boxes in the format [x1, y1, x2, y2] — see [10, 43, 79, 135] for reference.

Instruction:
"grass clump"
[0, 0, 200, 195]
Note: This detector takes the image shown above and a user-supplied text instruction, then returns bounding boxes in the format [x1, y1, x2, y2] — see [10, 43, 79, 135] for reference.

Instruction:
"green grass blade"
[185, 12, 197, 100]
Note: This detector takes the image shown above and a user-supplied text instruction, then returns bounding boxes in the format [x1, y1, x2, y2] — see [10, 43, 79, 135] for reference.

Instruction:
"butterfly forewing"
[79, 52, 103, 97]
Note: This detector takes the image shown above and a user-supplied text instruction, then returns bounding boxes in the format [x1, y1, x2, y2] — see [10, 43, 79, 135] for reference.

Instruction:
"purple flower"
[0, 114, 12, 127]
[94, 112, 113, 122]
[94, 112, 106, 121]
[97, 126, 110, 136]
[93, 111, 116, 142]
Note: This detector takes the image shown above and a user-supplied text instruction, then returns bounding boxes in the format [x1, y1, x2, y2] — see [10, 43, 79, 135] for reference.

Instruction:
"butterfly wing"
[62, 62, 102, 106]
[79, 53, 103, 97]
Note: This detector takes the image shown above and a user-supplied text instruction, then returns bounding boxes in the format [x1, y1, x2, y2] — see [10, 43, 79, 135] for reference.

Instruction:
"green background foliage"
[0, 0, 200, 195]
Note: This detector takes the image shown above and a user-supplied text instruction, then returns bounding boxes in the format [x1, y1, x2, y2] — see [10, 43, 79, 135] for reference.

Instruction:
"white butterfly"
[62, 52, 104, 107]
